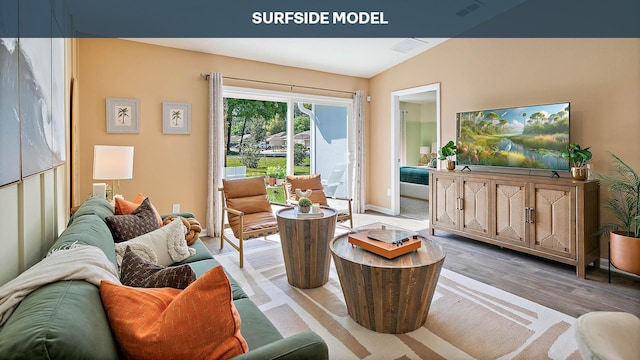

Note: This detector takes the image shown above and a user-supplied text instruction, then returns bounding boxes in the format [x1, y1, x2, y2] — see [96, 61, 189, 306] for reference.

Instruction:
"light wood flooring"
[202, 211, 639, 319]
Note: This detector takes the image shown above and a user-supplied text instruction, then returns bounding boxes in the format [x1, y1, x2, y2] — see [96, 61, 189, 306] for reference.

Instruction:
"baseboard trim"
[365, 204, 393, 215]
[598, 257, 640, 278]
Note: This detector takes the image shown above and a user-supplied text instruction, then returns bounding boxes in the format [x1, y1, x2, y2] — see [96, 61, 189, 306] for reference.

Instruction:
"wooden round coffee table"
[276, 207, 337, 288]
[330, 226, 445, 333]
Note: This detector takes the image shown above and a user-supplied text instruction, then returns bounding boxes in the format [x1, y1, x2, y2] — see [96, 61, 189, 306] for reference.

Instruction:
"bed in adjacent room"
[400, 166, 429, 200]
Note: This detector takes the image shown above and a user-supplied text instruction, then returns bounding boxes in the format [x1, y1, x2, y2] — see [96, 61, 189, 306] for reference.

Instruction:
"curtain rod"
[200, 73, 354, 95]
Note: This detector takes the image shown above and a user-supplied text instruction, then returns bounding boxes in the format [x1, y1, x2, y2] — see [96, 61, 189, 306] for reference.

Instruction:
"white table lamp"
[93, 145, 134, 199]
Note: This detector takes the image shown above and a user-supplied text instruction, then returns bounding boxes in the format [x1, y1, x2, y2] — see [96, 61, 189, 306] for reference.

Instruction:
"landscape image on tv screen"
[456, 102, 570, 171]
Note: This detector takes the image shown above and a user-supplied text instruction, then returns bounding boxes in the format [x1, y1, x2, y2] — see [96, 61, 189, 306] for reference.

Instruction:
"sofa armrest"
[232, 331, 328, 360]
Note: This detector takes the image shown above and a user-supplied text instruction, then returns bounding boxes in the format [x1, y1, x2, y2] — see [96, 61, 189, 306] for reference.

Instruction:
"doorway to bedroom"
[390, 83, 440, 221]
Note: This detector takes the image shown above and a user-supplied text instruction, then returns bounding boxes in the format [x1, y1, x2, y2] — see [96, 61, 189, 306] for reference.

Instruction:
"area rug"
[400, 196, 429, 221]
[215, 235, 581, 360]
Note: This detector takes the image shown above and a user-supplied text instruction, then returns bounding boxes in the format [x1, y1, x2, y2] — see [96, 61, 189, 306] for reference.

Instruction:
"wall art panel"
[20, 37, 54, 177]
[0, 38, 21, 187]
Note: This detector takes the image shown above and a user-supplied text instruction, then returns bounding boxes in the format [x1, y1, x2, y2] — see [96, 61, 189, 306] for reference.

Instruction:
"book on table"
[294, 209, 323, 218]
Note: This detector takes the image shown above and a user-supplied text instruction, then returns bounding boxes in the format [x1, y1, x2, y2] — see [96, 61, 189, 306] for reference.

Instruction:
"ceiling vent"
[456, 1, 483, 16]
[391, 38, 429, 54]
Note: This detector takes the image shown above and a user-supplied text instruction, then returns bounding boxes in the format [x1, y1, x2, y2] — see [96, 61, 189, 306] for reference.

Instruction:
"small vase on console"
[447, 160, 456, 171]
[438, 140, 458, 171]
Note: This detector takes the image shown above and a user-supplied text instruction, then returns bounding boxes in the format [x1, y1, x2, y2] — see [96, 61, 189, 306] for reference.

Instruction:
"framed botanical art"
[106, 97, 140, 133]
[162, 102, 191, 134]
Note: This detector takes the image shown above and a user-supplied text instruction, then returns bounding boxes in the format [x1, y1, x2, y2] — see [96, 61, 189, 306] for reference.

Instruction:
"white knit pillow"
[114, 217, 195, 267]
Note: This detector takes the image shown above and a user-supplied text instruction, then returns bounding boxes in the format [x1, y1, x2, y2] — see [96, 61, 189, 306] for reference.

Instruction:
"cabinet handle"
[524, 207, 530, 223]
[457, 197, 464, 210]
[529, 208, 535, 223]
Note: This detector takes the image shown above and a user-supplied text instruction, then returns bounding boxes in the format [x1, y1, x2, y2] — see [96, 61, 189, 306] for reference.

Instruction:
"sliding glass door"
[299, 102, 349, 198]
[224, 87, 352, 200]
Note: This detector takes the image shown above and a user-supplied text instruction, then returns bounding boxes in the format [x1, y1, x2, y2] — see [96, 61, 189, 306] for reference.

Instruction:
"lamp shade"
[419, 146, 431, 155]
[93, 145, 134, 180]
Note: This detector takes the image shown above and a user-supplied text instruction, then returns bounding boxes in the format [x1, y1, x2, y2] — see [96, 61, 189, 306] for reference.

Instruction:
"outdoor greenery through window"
[224, 98, 313, 202]
[222, 87, 351, 204]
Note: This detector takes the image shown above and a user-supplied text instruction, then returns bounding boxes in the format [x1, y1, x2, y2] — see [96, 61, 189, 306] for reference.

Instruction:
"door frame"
[390, 83, 441, 216]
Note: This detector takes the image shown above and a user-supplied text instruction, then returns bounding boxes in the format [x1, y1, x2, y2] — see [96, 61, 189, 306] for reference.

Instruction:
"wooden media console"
[429, 169, 600, 278]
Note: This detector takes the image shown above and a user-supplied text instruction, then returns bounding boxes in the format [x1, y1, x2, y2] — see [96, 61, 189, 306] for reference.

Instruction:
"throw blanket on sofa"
[0, 244, 120, 328]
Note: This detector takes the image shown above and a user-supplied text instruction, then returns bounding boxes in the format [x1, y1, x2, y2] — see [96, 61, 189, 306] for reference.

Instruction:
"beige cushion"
[575, 311, 640, 360]
[114, 217, 195, 267]
[285, 174, 328, 205]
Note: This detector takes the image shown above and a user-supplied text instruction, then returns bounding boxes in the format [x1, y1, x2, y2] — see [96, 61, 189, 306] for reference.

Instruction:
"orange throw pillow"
[115, 193, 163, 226]
[285, 174, 328, 205]
[100, 266, 248, 360]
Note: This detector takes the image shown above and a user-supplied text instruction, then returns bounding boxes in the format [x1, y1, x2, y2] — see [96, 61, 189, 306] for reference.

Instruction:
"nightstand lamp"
[93, 145, 134, 200]
[419, 146, 431, 164]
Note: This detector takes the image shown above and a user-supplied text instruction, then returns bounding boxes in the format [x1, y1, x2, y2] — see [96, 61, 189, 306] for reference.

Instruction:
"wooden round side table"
[276, 207, 337, 288]
[330, 227, 446, 333]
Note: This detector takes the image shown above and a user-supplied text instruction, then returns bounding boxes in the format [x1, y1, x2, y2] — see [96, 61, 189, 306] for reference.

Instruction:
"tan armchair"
[219, 176, 280, 268]
[283, 174, 353, 228]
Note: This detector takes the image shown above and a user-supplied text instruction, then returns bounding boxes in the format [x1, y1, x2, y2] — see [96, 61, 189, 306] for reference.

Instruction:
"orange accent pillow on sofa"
[285, 174, 328, 205]
[100, 266, 248, 360]
[115, 193, 163, 226]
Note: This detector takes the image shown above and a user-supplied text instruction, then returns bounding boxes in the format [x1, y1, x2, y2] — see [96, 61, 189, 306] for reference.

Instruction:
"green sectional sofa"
[0, 197, 328, 359]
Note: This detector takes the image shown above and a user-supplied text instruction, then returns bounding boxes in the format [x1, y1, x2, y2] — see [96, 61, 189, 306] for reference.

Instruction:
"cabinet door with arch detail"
[493, 180, 528, 247]
[530, 184, 576, 259]
[431, 173, 459, 231]
[461, 177, 490, 237]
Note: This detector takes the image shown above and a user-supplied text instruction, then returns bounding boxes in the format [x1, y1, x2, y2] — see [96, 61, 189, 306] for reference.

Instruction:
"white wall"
[0, 167, 67, 286]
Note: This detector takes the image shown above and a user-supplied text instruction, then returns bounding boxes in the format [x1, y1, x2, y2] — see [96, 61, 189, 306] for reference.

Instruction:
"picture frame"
[106, 97, 140, 133]
[162, 102, 191, 134]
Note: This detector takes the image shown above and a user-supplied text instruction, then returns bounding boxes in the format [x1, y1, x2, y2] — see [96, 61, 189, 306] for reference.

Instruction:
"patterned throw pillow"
[106, 198, 160, 243]
[100, 266, 248, 359]
[114, 194, 163, 226]
[119, 246, 196, 289]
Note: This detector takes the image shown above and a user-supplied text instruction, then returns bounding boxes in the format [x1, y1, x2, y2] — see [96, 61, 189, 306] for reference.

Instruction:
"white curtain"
[206, 72, 224, 237]
[350, 90, 366, 213]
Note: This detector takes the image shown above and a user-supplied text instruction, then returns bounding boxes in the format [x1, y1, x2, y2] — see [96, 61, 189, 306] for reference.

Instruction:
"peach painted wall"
[77, 38, 368, 225]
[368, 38, 640, 250]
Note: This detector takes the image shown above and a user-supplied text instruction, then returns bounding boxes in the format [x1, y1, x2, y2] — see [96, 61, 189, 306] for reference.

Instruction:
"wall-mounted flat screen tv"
[456, 102, 570, 171]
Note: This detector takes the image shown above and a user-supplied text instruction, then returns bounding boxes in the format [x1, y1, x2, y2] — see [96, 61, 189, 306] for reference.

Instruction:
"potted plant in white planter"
[597, 152, 640, 277]
[438, 140, 458, 170]
[561, 142, 592, 180]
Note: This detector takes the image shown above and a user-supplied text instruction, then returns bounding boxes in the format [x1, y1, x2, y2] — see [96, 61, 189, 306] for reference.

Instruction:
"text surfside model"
[252, 11, 389, 25]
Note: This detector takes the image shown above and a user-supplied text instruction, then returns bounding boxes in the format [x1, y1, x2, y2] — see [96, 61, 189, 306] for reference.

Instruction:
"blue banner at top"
[2, 0, 639, 38]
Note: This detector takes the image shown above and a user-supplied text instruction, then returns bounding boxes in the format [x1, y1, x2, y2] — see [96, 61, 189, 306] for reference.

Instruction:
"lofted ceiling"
[124, 38, 448, 79]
